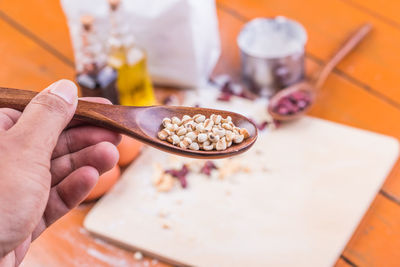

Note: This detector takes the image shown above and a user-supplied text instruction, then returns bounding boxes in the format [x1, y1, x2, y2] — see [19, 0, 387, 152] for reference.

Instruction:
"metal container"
[237, 17, 307, 97]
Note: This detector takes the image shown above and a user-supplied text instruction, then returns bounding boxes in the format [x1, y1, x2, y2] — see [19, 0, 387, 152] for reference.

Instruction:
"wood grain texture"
[1, 0, 400, 266]
[85, 115, 399, 267]
[215, 2, 400, 265]
[214, 6, 400, 140]
[335, 256, 356, 267]
[382, 159, 400, 201]
[342, 194, 400, 266]
[0, 3, 155, 266]
[0, 0, 74, 66]
[268, 23, 372, 121]
[217, 0, 400, 108]
[20, 204, 170, 267]
[0, 87, 258, 159]
[340, 0, 400, 28]
[0, 19, 74, 91]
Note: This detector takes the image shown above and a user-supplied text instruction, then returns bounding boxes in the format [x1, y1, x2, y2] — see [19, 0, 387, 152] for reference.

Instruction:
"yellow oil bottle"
[107, 0, 155, 106]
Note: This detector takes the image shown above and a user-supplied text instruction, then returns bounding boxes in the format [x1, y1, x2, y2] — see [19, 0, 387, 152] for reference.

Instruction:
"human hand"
[0, 80, 120, 266]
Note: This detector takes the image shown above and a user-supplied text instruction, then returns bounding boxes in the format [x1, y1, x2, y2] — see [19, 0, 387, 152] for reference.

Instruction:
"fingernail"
[47, 79, 78, 104]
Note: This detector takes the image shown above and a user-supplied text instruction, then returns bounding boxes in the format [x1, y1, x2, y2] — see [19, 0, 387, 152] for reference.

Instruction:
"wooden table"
[1, 0, 400, 266]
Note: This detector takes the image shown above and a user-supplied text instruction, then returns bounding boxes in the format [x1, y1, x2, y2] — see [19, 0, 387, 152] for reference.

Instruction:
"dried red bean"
[162, 95, 179, 105]
[297, 99, 308, 109]
[165, 169, 179, 177]
[162, 96, 173, 105]
[217, 92, 232, 102]
[178, 176, 187, 188]
[221, 81, 234, 94]
[237, 90, 256, 100]
[291, 90, 309, 100]
[273, 119, 281, 128]
[258, 121, 269, 131]
[277, 106, 289, 115]
[180, 165, 189, 176]
[200, 161, 218, 176]
[209, 74, 231, 87]
[249, 118, 270, 131]
[273, 90, 312, 116]
[165, 164, 190, 188]
[215, 75, 257, 102]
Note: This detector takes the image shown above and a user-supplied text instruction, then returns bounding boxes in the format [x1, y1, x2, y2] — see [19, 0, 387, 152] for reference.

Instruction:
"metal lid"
[237, 16, 307, 59]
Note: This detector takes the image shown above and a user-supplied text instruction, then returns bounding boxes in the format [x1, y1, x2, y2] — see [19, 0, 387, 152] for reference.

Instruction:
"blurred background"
[2, 0, 400, 266]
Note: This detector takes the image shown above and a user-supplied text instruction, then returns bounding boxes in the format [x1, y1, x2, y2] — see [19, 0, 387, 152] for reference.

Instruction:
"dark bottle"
[76, 15, 119, 104]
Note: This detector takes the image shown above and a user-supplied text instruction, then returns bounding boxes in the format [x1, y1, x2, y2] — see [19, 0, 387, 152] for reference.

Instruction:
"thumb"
[12, 79, 78, 154]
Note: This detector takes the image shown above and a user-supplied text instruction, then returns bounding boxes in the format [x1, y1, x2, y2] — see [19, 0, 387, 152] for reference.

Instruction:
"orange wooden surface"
[343, 0, 400, 27]
[218, 0, 400, 105]
[1, 0, 400, 266]
[343, 194, 400, 266]
[335, 257, 353, 267]
[0, 17, 74, 91]
[0, 0, 74, 65]
[19, 204, 169, 267]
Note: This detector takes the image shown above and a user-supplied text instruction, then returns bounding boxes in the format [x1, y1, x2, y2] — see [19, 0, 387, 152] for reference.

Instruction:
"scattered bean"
[200, 161, 218, 176]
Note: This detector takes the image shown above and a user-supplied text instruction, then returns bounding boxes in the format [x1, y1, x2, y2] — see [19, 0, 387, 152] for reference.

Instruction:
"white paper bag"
[61, 0, 221, 88]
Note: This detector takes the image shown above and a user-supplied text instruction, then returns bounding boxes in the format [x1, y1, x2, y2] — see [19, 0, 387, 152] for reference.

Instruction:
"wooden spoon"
[268, 23, 372, 121]
[0, 87, 257, 159]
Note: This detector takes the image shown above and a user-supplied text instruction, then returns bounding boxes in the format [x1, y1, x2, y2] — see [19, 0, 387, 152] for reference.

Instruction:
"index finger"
[0, 108, 22, 131]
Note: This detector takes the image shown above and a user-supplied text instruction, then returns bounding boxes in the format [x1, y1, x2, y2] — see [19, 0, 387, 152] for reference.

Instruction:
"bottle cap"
[108, 0, 120, 11]
[80, 15, 94, 31]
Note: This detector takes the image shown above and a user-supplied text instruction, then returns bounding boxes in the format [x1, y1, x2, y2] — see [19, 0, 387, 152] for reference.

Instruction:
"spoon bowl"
[268, 23, 372, 121]
[267, 81, 315, 121]
[134, 105, 257, 158]
[0, 87, 258, 159]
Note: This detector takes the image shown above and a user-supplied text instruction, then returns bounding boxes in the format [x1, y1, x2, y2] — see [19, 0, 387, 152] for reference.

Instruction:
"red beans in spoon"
[272, 90, 312, 116]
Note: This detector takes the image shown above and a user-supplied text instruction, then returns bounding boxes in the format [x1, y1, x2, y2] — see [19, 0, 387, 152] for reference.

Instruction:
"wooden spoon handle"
[0, 87, 122, 129]
[314, 23, 372, 90]
[0, 87, 37, 110]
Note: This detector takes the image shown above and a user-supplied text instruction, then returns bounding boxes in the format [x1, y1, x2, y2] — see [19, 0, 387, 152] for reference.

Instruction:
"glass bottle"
[76, 15, 119, 104]
[107, 0, 155, 106]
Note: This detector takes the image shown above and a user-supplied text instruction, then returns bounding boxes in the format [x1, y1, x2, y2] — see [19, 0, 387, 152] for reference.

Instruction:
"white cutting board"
[85, 89, 399, 267]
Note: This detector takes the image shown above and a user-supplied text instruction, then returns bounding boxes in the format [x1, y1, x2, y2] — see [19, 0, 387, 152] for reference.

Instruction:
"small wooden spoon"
[268, 23, 372, 121]
[0, 87, 257, 159]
